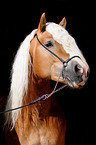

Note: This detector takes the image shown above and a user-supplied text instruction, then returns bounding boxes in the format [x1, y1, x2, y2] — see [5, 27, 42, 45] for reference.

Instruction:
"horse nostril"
[87, 69, 90, 78]
[74, 64, 81, 73]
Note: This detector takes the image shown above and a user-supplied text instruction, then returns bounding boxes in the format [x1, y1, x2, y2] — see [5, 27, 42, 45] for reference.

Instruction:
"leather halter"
[35, 33, 81, 66]
[0, 33, 81, 115]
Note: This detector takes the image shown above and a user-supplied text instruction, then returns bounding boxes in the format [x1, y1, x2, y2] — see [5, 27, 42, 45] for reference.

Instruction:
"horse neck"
[16, 73, 65, 124]
[16, 74, 66, 145]
[28, 74, 65, 117]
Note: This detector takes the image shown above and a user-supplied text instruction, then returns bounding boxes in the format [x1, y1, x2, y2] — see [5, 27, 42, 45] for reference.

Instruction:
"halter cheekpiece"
[35, 33, 81, 66]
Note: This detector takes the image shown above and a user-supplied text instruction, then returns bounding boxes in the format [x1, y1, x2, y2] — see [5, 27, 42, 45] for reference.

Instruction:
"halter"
[0, 33, 81, 115]
[35, 33, 81, 65]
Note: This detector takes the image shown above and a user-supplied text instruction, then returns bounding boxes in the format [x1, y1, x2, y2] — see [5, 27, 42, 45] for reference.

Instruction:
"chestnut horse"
[5, 13, 90, 145]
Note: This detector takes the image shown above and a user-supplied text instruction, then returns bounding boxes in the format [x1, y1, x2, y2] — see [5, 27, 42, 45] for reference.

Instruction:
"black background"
[0, 1, 96, 145]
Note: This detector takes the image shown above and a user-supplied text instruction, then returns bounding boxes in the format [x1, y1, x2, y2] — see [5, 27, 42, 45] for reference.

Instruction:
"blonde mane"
[5, 29, 37, 128]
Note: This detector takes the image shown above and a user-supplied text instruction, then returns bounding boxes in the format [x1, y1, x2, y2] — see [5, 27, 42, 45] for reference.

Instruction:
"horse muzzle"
[62, 60, 90, 88]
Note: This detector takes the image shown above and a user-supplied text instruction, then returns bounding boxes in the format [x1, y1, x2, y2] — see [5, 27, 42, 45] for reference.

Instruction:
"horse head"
[30, 13, 90, 88]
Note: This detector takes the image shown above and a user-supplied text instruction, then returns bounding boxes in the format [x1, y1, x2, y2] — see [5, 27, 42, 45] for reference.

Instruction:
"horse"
[5, 13, 90, 145]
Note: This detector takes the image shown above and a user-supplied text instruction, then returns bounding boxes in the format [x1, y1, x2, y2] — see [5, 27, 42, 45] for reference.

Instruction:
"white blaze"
[46, 23, 88, 67]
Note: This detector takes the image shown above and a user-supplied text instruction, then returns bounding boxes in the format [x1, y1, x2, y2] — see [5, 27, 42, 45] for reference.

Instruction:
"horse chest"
[19, 117, 66, 145]
[27, 127, 58, 145]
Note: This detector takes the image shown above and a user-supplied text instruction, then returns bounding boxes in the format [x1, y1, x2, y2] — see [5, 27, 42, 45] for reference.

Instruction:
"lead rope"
[0, 65, 66, 115]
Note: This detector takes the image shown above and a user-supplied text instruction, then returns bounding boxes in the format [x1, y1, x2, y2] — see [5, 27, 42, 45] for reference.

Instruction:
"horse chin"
[51, 76, 78, 88]
[59, 77, 86, 89]
[63, 79, 86, 89]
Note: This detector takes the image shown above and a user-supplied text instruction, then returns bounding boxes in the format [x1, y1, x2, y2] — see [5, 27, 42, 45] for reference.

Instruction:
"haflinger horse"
[5, 13, 90, 145]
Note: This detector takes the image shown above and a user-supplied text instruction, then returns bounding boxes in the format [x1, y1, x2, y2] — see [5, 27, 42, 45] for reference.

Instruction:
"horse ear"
[38, 13, 46, 32]
[59, 17, 67, 29]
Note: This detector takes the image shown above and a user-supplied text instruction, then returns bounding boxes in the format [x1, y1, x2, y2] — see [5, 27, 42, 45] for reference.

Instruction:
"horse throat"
[29, 74, 66, 117]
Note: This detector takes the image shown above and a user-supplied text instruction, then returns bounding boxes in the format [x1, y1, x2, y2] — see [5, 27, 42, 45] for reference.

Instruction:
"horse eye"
[45, 41, 54, 48]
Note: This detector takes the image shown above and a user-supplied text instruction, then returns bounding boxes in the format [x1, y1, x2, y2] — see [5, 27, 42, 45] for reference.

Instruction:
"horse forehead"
[46, 23, 82, 57]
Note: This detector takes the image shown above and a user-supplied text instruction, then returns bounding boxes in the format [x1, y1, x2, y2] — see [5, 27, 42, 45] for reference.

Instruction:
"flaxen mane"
[5, 29, 37, 128]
